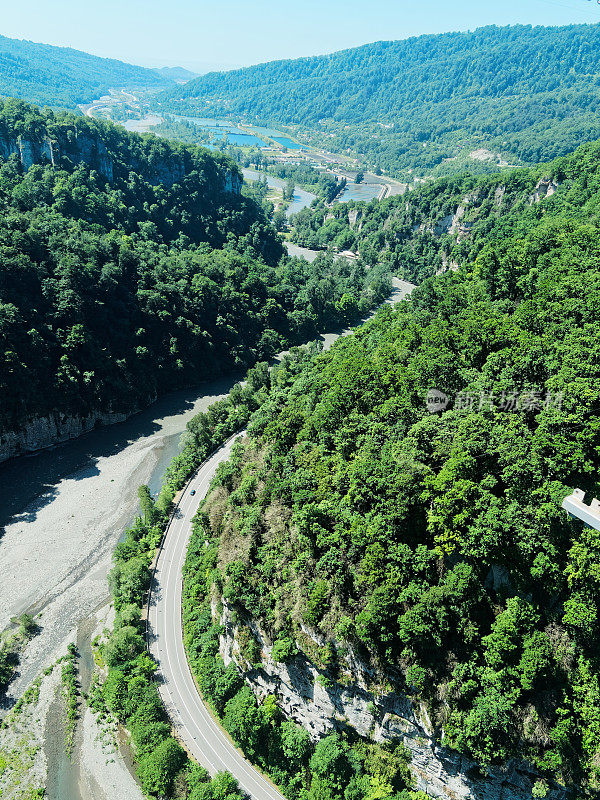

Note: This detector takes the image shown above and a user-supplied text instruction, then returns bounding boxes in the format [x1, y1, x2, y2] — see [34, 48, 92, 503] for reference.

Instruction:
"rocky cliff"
[216, 600, 570, 800]
[0, 126, 242, 192]
[0, 409, 135, 463]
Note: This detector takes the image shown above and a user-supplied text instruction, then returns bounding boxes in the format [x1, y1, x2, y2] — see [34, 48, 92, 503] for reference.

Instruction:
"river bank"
[0, 379, 238, 695]
[0, 381, 239, 800]
[0, 279, 414, 799]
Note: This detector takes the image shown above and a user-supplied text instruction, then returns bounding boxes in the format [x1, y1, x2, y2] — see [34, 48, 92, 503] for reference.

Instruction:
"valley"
[2, 15, 600, 800]
[82, 95, 407, 207]
[0, 275, 410, 800]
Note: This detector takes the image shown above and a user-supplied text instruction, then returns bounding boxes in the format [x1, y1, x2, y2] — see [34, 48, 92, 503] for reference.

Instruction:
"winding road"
[147, 434, 286, 800]
[148, 278, 416, 799]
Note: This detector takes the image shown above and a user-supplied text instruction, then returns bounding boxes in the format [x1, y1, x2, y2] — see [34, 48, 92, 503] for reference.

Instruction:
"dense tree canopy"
[188, 137, 600, 791]
[158, 23, 600, 178]
[0, 100, 390, 439]
[290, 138, 600, 286]
[0, 34, 168, 109]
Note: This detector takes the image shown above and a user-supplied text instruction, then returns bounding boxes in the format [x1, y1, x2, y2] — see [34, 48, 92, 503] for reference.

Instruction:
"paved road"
[147, 434, 286, 800]
[148, 277, 416, 799]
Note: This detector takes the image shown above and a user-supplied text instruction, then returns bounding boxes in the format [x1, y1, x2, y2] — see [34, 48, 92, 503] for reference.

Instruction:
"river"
[0, 277, 414, 800]
[0, 380, 240, 691]
[242, 168, 316, 216]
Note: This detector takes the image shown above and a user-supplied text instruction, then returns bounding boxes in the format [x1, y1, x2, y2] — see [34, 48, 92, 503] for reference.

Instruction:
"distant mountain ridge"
[153, 66, 199, 82]
[0, 34, 170, 108]
[157, 23, 600, 177]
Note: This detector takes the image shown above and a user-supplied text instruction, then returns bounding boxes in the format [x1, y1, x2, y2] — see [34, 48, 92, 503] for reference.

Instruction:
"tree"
[139, 737, 186, 796]
[109, 557, 150, 609]
[223, 686, 267, 759]
[285, 178, 296, 201]
[309, 734, 354, 800]
[272, 636, 297, 663]
[281, 720, 312, 766]
[138, 485, 158, 525]
[103, 626, 144, 667]
[102, 668, 128, 715]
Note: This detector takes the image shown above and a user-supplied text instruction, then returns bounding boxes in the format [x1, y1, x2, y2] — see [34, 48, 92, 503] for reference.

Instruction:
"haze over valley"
[2, 6, 600, 800]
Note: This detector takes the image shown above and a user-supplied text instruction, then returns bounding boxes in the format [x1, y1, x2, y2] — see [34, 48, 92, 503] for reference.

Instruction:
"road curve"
[147, 433, 286, 800]
[147, 278, 416, 799]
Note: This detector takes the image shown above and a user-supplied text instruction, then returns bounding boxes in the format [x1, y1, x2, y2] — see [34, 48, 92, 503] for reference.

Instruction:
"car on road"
[190, 489, 196, 496]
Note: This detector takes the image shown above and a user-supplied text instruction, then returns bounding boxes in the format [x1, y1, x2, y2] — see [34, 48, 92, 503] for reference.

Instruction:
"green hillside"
[158, 23, 600, 178]
[0, 99, 390, 448]
[180, 138, 600, 793]
[0, 34, 169, 108]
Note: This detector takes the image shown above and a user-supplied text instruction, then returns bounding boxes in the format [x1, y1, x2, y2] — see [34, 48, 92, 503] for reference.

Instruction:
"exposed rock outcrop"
[348, 208, 360, 228]
[0, 130, 116, 181]
[530, 178, 558, 205]
[0, 127, 241, 193]
[217, 600, 570, 800]
[436, 256, 460, 276]
[448, 193, 481, 241]
[0, 409, 135, 463]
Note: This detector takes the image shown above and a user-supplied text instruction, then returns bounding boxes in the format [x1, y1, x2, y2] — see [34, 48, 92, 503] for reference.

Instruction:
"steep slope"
[182, 139, 600, 796]
[0, 34, 169, 109]
[158, 23, 600, 177]
[289, 141, 600, 285]
[0, 99, 390, 461]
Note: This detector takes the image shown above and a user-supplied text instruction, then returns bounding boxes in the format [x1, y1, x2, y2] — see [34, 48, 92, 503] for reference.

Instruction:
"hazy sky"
[2, 0, 600, 73]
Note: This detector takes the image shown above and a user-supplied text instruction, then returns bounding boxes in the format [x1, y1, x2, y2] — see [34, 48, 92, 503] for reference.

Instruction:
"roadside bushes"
[93, 358, 284, 798]
[139, 738, 187, 797]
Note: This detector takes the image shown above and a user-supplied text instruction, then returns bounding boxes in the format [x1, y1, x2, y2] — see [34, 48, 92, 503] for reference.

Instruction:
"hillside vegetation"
[0, 34, 168, 109]
[289, 141, 600, 286]
[159, 23, 600, 178]
[0, 99, 390, 442]
[184, 138, 600, 793]
[97, 351, 417, 800]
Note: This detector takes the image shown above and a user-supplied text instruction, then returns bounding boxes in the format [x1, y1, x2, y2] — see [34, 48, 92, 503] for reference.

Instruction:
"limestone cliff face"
[0, 130, 115, 182]
[0, 127, 241, 193]
[223, 171, 243, 195]
[216, 600, 569, 800]
[530, 178, 558, 205]
[0, 409, 133, 463]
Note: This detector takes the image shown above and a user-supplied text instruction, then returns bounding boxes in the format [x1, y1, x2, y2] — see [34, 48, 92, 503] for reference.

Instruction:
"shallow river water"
[0, 278, 414, 800]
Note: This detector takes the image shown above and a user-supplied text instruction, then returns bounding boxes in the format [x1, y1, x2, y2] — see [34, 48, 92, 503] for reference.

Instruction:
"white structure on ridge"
[562, 488, 600, 531]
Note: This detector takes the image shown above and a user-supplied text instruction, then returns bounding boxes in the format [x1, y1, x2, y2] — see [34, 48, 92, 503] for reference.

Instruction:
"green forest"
[177, 137, 600, 795]
[0, 34, 167, 109]
[0, 99, 390, 440]
[158, 23, 600, 178]
[6, 20, 600, 800]
[97, 353, 420, 800]
[288, 166, 545, 281]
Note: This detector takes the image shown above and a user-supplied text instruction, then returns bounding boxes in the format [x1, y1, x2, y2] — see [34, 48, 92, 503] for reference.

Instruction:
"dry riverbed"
[0, 379, 237, 797]
[0, 605, 143, 800]
[0, 279, 415, 797]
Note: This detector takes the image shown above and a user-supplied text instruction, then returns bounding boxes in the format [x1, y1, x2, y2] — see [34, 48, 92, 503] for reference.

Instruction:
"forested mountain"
[159, 23, 600, 178]
[289, 162, 546, 282]
[154, 66, 199, 82]
[180, 138, 600, 794]
[0, 99, 390, 458]
[0, 34, 168, 109]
